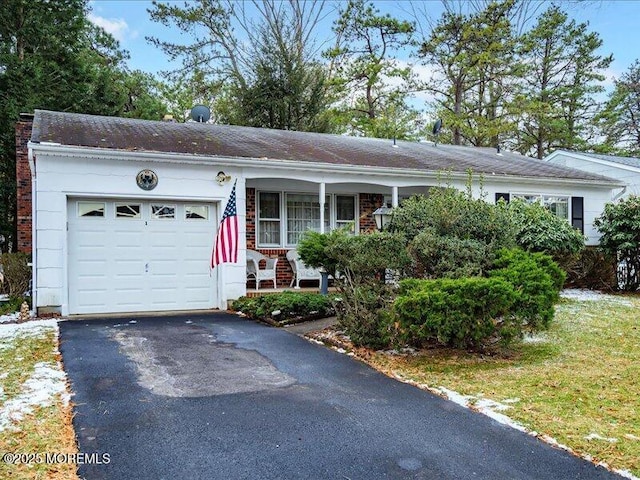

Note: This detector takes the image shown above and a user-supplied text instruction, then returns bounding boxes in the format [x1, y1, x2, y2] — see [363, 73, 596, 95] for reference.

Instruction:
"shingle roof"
[31, 110, 621, 184]
[557, 150, 640, 170]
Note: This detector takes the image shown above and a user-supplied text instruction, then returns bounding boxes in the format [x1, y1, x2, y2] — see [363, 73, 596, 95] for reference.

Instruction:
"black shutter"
[571, 196, 584, 234]
[495, 192, 510, 203]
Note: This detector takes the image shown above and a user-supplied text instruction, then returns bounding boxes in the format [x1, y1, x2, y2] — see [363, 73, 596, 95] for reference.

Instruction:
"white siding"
[32, 152, 246, 314]
[547, 153, 640, 197]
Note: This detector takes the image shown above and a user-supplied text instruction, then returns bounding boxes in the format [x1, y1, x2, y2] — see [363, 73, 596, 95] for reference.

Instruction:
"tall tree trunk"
[453, 80, 462, 145]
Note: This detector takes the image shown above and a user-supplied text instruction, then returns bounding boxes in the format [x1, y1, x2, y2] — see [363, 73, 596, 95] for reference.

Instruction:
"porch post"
[319, 182, 326, 234]
[392, 186, 399, 207]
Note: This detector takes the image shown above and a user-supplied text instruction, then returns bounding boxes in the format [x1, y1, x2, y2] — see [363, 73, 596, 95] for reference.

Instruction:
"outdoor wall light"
[215, 171, 232, 185]
[372, 206, 394, 231]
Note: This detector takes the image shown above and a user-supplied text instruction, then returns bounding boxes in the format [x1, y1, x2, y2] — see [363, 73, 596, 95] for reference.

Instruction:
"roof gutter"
[28, 142, 624, 188]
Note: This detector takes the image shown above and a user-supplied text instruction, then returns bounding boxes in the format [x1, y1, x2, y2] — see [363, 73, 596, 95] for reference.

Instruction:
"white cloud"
[88, 13, 130, 42]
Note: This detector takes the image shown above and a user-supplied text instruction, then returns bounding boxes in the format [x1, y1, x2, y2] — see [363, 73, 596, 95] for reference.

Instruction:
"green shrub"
[335, 284, 396, 349]
[321, 232, 411, 348]
[326, 231, 411, 280]
[594, 195, 640, 291]
[489, 248, 564, 330]
[506, 199, 585, 258]
[297, 229, 346, 277]
[0, 296, 31, 316]
[390, 187, 516, 247]
[231, 292, 335, 323]
[394, 277, 518, 349]
[0, 253, 31, 298]
[389, 186, 516, 279]
[408, 231, 491, 278]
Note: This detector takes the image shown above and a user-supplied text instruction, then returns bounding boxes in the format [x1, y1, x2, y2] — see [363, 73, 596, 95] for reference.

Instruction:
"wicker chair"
[246, 249, 278, 290]
[286, 249, 322, 288]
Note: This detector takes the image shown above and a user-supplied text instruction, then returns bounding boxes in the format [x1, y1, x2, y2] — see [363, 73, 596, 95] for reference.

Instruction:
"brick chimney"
[15, 113, 34, 253]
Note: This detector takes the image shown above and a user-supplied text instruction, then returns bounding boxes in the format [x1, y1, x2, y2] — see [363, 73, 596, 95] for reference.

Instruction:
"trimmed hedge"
[394, 277, 518, 349]
[231, 291, 335, 324]
[393, 249, 564, 349]
[489, 248, 564, 330]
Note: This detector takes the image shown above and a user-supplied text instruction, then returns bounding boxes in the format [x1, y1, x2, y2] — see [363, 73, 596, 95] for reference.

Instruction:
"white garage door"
[68, 198, 217, 314]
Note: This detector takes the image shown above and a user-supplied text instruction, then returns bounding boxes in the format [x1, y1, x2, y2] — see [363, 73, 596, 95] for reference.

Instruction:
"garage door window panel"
[116, 204, 141, 219]
[186, 205, 208, 220]
[78, 202, 105, 217]
[151, 205, 176, 219]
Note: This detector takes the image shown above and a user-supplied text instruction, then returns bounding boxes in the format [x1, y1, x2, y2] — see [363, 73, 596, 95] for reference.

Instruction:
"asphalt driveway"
[59, 313, 623, 480]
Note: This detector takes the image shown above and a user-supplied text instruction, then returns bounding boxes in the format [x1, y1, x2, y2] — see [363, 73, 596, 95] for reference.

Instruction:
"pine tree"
[324, 0, 418, 138]
[514, 6, 611, 158]
[597, 60, 640, 156]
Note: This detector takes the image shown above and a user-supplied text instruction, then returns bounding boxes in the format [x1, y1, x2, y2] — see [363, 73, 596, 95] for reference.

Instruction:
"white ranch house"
[16, 111, 624, 316]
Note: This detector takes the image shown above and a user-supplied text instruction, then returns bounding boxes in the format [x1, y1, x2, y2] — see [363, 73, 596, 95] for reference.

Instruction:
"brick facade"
[15, 114, 34, 253]
[245, 189, 384, 288]
[358, 193, 384, 233]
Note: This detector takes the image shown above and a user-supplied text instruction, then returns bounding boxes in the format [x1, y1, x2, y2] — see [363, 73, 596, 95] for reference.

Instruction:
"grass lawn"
[342, 294, 640, 478]
[0, 321, 78, 480]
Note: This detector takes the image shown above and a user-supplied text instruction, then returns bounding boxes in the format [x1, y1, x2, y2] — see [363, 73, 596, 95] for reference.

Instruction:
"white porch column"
[392, 186, 399, 207]
[319, 182, 326, 233]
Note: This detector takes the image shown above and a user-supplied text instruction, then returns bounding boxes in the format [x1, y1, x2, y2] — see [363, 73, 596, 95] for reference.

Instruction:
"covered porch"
[243, 176, 435, 291]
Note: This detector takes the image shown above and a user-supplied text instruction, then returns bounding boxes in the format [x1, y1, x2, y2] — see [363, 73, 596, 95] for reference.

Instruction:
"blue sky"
[88, 0, 640, 90]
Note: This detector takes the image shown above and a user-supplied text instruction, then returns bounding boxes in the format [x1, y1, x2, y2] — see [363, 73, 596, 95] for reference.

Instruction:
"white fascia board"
[28, 142, 622, 188]
[546, 150, 640, 174]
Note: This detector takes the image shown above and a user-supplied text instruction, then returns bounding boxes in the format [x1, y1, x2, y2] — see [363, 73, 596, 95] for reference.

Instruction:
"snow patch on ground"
[522, 333, 549, 344]
[560, 289, 633, 306]
[585, 433, 618, 443]
[0, 362, 68, 431]
[0, 319, 70, 432]
[0, 319, 59, 344]
[0, 311, 34, 324]
[0, 312, 19, 324]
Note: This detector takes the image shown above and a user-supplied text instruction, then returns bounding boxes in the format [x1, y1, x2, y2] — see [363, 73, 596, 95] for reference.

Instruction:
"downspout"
[612, 186, 627, 201]
[28, 146, 36, 314]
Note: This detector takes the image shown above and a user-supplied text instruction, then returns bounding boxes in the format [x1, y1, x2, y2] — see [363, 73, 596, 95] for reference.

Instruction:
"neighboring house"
[16, 110, 623, 316]
[545, 150, 640, 198]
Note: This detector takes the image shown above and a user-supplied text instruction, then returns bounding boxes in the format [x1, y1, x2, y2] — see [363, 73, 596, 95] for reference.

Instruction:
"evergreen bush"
[389, 187, 516, 278]
[594, 195, 640, 290]
[505, 199, 585, 258]
[325, 231, 411, 348]
[394, 277, 518, 349]
[231, 291, 335, 324]
[489, 248, 564, 330]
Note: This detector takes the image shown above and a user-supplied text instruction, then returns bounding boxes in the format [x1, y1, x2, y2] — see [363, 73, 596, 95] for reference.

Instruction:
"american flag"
[211, 180, 238, 268]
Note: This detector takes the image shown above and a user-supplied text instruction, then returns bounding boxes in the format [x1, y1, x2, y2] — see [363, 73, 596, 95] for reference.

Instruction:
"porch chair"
[246, 249, 278, 290]
[286, 249, 322, 289]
